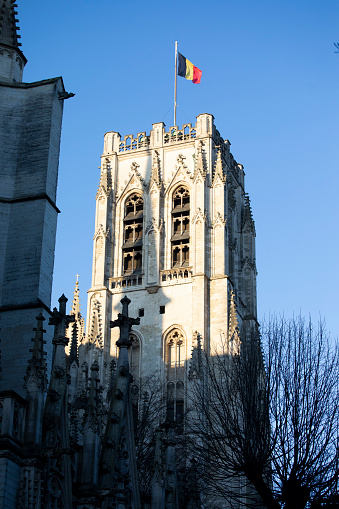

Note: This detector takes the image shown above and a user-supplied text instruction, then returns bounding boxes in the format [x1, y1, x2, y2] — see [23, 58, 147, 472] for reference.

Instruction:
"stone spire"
[194, 140, 206, 178]
[188, 331, 203, 380]
[66, 275, 85, 355]
[0, 0, 27, 81]
[97, 158, 112, 197]
[70, 274, 81, 316]
[23, 313, 48, 450]
[213, 149, 226, 184]
[99, 296, 140, 506]
[43, 295, 74, 447]
[69, 322, 78, 365]
[150, 150, 161, 187]
[0, 0, 21, 47]
[25, 313, 47, 390]
[242, 194, 255, 232]
[228, 291, 241, 355]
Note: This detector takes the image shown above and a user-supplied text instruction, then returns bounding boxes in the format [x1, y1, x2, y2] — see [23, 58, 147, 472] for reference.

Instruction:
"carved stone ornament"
[145, 218, 163, 235]
[192, 207, 207, 224]
[173, 154, 190, 177]
[212, 212, 226, 228]
[93, 224, 110, 240]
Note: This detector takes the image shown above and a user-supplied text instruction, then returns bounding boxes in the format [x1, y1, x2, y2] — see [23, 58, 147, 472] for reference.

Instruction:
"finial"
[58, 294, 68, 316]
[121, 295, 131, 317]
[110, 296, 140, 348]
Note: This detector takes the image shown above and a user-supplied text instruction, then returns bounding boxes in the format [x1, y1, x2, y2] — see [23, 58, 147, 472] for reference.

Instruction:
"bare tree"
[134, 373, 199, 508]
[189, 317, 339, 509]
[132, 372, 164, 506]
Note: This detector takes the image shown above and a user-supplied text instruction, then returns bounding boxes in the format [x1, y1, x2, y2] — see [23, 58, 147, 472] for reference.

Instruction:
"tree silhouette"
[190, 317, 339, 509]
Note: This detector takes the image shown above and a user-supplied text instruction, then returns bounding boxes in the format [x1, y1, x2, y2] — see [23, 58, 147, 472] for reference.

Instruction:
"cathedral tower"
[85, 114, 257, 425]
[0, 0, 69, 397]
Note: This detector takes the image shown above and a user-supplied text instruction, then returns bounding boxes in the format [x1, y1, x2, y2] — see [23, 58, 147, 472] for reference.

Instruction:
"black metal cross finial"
[110, 296, 140, 348]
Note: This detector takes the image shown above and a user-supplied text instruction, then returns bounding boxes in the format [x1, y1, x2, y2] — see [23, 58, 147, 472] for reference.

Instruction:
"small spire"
[0, 0, 22, 48]
[25, 313, 47, 388]
[150, 150, 161, 186]
[0, 0, 27, 81]
[213, 149, 226, 184]
[188, 331, 203, 380]
[242, 194, 255, 232]
[66, 275, 85, 354]
[194, 141, 206, 177]
[97, 158, 112, 196]
[71, 275, 81, 316]
[228, 291, 241, 354]
[69, 322, 79, 365]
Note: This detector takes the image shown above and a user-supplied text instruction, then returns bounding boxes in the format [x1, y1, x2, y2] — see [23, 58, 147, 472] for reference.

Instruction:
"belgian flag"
[178, 52, 202, 84]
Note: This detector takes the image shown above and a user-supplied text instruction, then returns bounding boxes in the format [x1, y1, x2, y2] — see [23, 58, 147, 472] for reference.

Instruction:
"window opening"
[123, 193, 143, 275]
[171, 186, 190, 268]
[165, 329, 185, 432]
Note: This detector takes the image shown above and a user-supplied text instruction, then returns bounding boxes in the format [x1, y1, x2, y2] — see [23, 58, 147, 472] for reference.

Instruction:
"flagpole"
[174, 41, 178, 126]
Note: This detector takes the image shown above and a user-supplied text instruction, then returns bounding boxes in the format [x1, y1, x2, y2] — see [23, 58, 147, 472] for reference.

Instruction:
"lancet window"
[123, 193, 143, 275]
[165, 329, 185, 431]
[171, 186, 190, 268]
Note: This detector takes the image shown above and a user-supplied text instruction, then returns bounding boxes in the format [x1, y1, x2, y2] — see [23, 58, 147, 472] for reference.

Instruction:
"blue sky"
[19, 0, 339, 337]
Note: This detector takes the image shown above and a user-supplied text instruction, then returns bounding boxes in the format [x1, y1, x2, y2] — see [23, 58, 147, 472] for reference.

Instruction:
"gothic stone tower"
[0, 0, 67, 397]
[0, 2, 71, 506]
[85, 114, 257, 427]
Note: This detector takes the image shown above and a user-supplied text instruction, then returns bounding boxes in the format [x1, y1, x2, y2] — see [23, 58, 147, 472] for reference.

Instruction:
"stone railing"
[118, 133, 150, 153]
[117, 124, 197, 153]
[164, 124, 196, 144]
[160, 267, 193, 283]
[110, 275, 143, 290]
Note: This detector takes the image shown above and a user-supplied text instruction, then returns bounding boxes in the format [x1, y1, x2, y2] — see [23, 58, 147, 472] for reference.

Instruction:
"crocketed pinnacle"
[195, 141, 206, 176]
[228, 291, 240, 341]
[0, 0, 22, 48]
[71, 275, 81, 317]
[213, 149, 226, 184]
[150, 150, 161, 186]
[25, 313, 47, 389]
[69, 322, 79, 365]
[242, 194, 255, 231]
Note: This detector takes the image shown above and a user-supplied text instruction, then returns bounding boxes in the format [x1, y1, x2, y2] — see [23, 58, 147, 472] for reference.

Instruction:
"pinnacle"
[71, 275, 81, 316]
[228, 291, 239, 338]
[0, 0, 22, 48]
[213, 149, 225, 183]
[150, 150, 161, 185]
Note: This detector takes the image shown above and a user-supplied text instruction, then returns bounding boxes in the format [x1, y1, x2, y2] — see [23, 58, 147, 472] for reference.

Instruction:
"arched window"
[123, 193, 143, 275]
[165, 329, 185, 431]
[171, 186, 190, 268]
